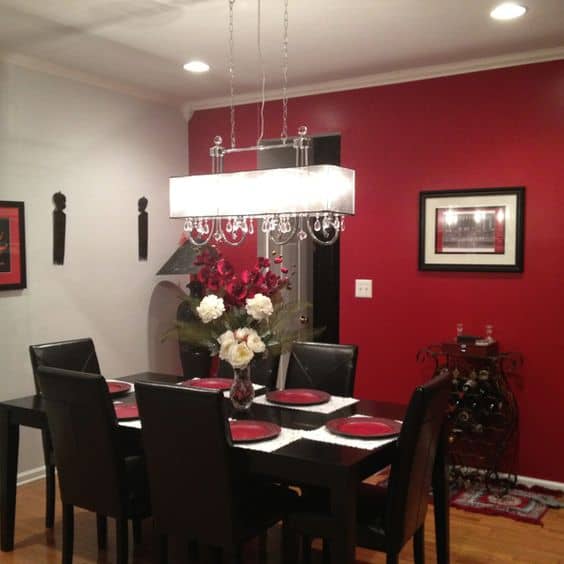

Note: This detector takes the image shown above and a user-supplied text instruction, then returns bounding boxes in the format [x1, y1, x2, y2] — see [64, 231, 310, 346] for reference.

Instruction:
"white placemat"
[175, 379, 264, 397]
[252, 393, 359, 414]
[233, 426, 305, 452]
[119, 419, 141, 429]
[118, 419, 303, 453]
[302, 415, 400, 451]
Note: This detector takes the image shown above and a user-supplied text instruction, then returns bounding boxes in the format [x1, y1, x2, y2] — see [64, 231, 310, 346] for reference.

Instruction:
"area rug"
[450, 485, 563, 525]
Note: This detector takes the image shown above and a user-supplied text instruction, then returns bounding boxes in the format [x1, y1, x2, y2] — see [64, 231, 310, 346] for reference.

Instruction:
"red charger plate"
[179, 378, 233, 391]
[326, 417, 401, 439]
[266, 388, 330, 406]
[114, 403, 139, 421]
[229, 420, 281, 443]
[106, 380, 133, 397]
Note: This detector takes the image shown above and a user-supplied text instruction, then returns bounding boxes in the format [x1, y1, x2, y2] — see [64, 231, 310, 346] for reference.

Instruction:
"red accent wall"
[189, 61, 564, 482]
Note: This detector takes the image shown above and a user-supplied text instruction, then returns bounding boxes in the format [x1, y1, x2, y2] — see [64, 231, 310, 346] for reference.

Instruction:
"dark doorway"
[258, 134, 341, 344]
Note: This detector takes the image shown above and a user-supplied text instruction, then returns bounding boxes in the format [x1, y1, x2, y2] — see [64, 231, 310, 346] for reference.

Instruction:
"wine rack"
[418, 343, 521, 489]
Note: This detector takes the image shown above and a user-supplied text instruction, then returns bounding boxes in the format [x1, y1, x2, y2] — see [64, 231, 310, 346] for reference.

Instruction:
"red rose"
[216, 258, 234, 278]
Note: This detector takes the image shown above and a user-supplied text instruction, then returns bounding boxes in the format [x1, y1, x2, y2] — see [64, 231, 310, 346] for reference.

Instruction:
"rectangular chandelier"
[169, 164, 355, 219]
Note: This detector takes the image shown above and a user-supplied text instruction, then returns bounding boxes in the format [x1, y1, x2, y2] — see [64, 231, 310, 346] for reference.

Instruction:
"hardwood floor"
[3, 479, 563, 563]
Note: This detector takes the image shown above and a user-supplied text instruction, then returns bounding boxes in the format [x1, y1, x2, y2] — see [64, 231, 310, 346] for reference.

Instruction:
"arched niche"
[147, 280, 186, 375]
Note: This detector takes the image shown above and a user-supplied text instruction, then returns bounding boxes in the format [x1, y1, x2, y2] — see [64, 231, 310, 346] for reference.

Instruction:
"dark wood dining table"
[0, 371, 450, 563]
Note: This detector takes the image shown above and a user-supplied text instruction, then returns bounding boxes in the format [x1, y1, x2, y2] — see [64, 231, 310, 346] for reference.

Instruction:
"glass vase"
[229, 364, 255, 411]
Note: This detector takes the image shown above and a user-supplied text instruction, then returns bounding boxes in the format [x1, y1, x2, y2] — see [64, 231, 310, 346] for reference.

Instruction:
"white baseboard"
[516, 474, 564, 492]
[17, 466, 46, 486]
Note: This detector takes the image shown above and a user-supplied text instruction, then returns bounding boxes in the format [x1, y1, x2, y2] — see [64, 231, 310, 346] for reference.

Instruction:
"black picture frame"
[419, 187, 525, 272]
[0, 201, 27, 290]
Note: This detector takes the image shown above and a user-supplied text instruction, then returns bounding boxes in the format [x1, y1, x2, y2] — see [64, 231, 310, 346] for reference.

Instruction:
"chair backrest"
[217, 354, 280, 390]
[135, 381, 237, 545]
[285, 341, 358, 396]
[384, 370, 451, 552]
[29, 338, 101, 394]
[37, 366, 126, 517]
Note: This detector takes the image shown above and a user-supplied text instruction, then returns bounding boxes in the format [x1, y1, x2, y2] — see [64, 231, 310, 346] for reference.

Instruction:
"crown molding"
[1, 52, 183, 109]
[181, 102, 194, 122]
[188, 47, 564, 111]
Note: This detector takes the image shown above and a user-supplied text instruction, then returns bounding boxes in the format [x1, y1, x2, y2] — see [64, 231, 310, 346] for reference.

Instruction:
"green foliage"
[164, 297, 322, 358]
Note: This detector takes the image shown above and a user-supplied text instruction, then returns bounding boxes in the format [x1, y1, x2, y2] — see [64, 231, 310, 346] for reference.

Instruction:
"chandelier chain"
[229, 0, 236, 148]
[281, 0, 289, 143]
[256, 0, 266, 145]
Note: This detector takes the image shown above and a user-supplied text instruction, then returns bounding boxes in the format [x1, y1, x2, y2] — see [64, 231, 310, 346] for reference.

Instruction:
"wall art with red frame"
[0, 201, 27, 290]
[419, 187, 525, 272]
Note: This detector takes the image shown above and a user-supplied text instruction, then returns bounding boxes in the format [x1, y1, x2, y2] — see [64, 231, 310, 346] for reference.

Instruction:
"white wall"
[0, 61, 187, 474]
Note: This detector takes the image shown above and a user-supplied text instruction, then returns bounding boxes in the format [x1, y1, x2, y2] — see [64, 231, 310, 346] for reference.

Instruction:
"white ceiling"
[0, 0, 563, 111]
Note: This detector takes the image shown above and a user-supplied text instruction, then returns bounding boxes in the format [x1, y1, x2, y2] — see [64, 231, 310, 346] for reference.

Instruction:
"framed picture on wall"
[0, 201, 27, 290]
[419, 187, 525, 272]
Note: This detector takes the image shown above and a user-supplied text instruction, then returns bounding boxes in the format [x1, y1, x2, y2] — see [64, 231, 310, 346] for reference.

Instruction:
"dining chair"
[284, 341, 358, 396]
[288, 370, 451, 564]
[29, 338, 101, 530]
[217, 354, 281, 390]
[37, 366, 151, 564]
[135, 380, 299, 564]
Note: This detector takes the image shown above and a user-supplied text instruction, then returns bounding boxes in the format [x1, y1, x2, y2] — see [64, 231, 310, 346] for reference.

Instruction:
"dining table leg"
[432, 424, 450, 564]
[0, 407, 20, 552]
[330, 473, 357, 564]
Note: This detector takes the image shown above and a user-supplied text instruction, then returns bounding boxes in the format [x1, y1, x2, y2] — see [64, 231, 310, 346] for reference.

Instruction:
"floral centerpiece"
[173, 246, 304, 409]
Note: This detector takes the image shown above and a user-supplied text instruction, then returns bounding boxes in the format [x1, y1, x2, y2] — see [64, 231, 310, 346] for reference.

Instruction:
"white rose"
[219, 341, 234, 361]
[245, 293, 273, 321]
[196, 295, 225, 324]
[218, 331, 236, 360]
[218, 330, 235, 346]
[247, 332, 266, 354]
[228, 342, 254, 368]
[235, 327, 252, 341]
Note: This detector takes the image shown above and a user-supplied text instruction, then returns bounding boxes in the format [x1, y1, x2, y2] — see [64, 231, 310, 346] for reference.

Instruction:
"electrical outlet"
[355, 279, 372, 299]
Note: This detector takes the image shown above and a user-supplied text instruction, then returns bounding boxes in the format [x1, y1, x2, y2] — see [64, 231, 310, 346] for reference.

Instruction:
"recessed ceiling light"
[183, 60, 210, 73]
[490, 2, 527, 20]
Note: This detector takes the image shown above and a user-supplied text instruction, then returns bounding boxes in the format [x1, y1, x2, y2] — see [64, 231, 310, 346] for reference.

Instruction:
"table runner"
[252, 393, 359, 414]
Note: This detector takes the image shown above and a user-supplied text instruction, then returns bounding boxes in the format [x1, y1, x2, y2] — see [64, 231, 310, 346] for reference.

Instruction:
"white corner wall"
[0, 61, 187, 474]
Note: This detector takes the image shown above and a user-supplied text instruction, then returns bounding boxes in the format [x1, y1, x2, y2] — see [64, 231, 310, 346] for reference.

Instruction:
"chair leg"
[96, 514, 107, 550]
[159, 533, 168, 564]
[386, 552, 399, 564]
[62, 504, 74, 564]
[116, 517, 129, 564]
[41, 431, 55, 529]
[282, 521, 299, 564]
[188, 539, 199, 562]
[132, 517, 142, 545]
[258, 532, 267, 563]
[302, 534, 313, 563]
[226, 548, 243, 564]
[322, 539, 331, 564]
[414, 524, 425, 564]
[201, 545, 222, 564]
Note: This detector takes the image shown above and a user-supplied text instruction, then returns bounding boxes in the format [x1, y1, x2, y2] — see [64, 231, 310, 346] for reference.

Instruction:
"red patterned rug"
[450, 485, 563, 525]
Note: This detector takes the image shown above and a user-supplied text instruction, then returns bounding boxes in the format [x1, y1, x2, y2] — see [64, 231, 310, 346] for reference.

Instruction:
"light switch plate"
[355, 279, 372, 298]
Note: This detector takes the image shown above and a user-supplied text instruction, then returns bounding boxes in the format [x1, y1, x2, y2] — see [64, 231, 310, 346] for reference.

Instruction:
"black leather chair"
[217, 354, 281, 390]
[37, 366, 151, 564]
[284, 342, 358, 396]
[135, 380, 299, 564]
[289, 370, 451, 564]
[29, 338, 101, 529]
